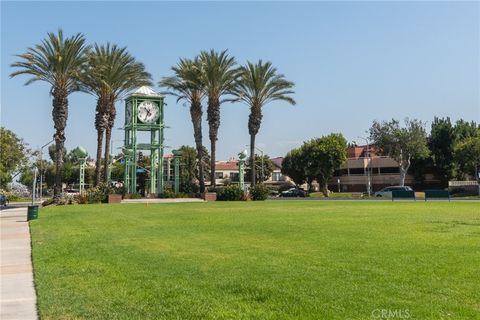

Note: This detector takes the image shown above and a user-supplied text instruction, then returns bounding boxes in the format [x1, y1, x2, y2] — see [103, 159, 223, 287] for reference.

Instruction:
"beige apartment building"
[329, 146, 440, 192]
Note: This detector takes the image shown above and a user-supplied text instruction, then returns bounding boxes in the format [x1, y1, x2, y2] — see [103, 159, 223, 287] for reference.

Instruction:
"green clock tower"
[123, 86, 165, 195]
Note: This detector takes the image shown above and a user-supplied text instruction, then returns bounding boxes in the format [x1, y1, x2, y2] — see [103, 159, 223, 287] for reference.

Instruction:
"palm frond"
[10, 29, 90, 94]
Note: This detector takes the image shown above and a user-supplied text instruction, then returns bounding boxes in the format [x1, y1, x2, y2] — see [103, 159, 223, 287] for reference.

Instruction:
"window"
[272, 172, 283, 181]
[230, 172, 239, 182]
[334, 169, 348, 176]
[215, 172, 224, 179]
[380, 167, 400, 174]
[349, 168, 365, 175]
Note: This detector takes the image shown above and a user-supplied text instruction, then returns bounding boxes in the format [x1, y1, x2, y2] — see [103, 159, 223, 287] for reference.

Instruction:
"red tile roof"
[215, 160, 238, 171]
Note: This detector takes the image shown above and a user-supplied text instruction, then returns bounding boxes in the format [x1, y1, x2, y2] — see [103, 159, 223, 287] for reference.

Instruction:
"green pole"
[150, 130, 157, 194]
[79, 158, 86, 194]
[172, 149, 182, 194]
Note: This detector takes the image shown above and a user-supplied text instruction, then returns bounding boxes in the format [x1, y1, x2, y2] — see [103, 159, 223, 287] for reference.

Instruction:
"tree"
[177, 145, 211, 193]
[281, 148, 307, 186]
[302, 134, 347, 196]
[178, 146, 199, 193]
[454, 133, 480, 184]
[429, 117, 456, 186]
[160, 57, 207, 192]
[0, 128, 28, 189]
[199, 50, 238, 187]
[246, 154, 275, 183]
[81, 43, 152, 185]
[10, 30, 89, 201]
[454, 119, 478, 141]
[232, 60, 295, 186]
[48, 144, 66, 163]
[369, 118, 429, 186]
[453, 120, 479, 179]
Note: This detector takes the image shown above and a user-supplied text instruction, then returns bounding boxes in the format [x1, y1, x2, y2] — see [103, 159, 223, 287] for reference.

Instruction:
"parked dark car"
[279, 188, 308, 198]
[0, 194, 9, 207]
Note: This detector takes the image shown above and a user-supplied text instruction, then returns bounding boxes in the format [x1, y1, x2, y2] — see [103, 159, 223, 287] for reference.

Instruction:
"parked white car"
[374, 186, 413, 198]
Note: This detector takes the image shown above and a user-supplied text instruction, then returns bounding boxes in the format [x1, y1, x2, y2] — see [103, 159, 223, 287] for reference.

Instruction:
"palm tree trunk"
[250, 134, 256, 186]
[248, 106, 262, 187]
[94, 96, 109, 186]
[95, 130, 103, 186]
[207, 97, 220, 187]
[103, 127, 112, 184]
[190, 101, 205, 193]
[52, 88, 68, 202]
[210, 140, 216, 187]
[103, 98, 116, 184]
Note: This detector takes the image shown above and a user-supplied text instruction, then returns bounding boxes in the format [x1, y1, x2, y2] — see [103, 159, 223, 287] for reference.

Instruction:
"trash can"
[27, 205, 39, 221]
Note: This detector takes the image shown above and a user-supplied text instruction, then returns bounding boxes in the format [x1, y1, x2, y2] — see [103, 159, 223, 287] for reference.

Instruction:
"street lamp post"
[357, 136, 371, 197]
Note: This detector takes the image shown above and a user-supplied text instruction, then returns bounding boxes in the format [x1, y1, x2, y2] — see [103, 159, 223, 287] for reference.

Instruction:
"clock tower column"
[123, 86, 165, 195]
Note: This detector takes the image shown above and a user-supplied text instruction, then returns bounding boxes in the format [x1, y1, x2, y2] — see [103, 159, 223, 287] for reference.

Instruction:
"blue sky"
[1, 1, 479, 160]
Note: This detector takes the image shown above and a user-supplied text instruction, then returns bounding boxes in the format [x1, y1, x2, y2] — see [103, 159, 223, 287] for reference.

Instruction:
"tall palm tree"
[10, 30, 89, 201]
[81, 43, 152, 185]
[232, 60, 295, 186]
[159, 57, 207, 192]
[199, 49, 238, 187]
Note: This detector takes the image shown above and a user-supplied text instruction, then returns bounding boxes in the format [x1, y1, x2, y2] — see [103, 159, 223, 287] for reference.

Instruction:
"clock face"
[126, 101, 132, 123]
[137, 101, 160, 124]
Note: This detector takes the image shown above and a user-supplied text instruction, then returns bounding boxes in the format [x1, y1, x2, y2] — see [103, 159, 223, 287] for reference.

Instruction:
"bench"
[424, 190, 450, 201]
[351, 192, 363, 199]
[392, 190, 416, 201]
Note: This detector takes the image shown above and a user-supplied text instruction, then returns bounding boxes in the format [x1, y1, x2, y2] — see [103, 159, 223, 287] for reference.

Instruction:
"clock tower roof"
[130, 86, 163, 98]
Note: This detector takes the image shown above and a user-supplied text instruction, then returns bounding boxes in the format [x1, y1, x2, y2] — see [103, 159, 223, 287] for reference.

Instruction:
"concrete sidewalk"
[0, 207, 37, 320]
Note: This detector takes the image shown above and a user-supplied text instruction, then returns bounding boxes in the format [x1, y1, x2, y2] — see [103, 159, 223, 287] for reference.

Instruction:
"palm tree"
[232, 60, 295, 185]
[10, 30, 89, 201]
[81, 43, 152, 185]
[199, 50, 238, 187]
[159, 57, 207, 192]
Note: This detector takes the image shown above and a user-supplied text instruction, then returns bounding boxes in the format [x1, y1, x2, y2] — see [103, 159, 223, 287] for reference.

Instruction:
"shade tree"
[369, 118, 429, 186]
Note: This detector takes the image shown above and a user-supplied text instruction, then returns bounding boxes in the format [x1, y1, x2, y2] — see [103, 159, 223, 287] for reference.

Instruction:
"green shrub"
[86, 183, 123, 203]
[87, 187, 106, 204]
[207, 186, 221, 193]
[217, 185, 244, 201]
[126, 193, 142, 199]
[7, 194, 21, 201]
[74, 194, 88, 204]
[250, 184, 270, 201]
[180, 181, 199, 194]
[42, 198, 54, 207]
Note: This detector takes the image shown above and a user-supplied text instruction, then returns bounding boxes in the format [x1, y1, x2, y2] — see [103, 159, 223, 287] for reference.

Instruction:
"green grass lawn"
[30, 201, 479, 319]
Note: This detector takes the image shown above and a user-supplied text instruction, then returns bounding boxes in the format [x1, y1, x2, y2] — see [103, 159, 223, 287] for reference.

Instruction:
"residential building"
[328, 145, 441, 192]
